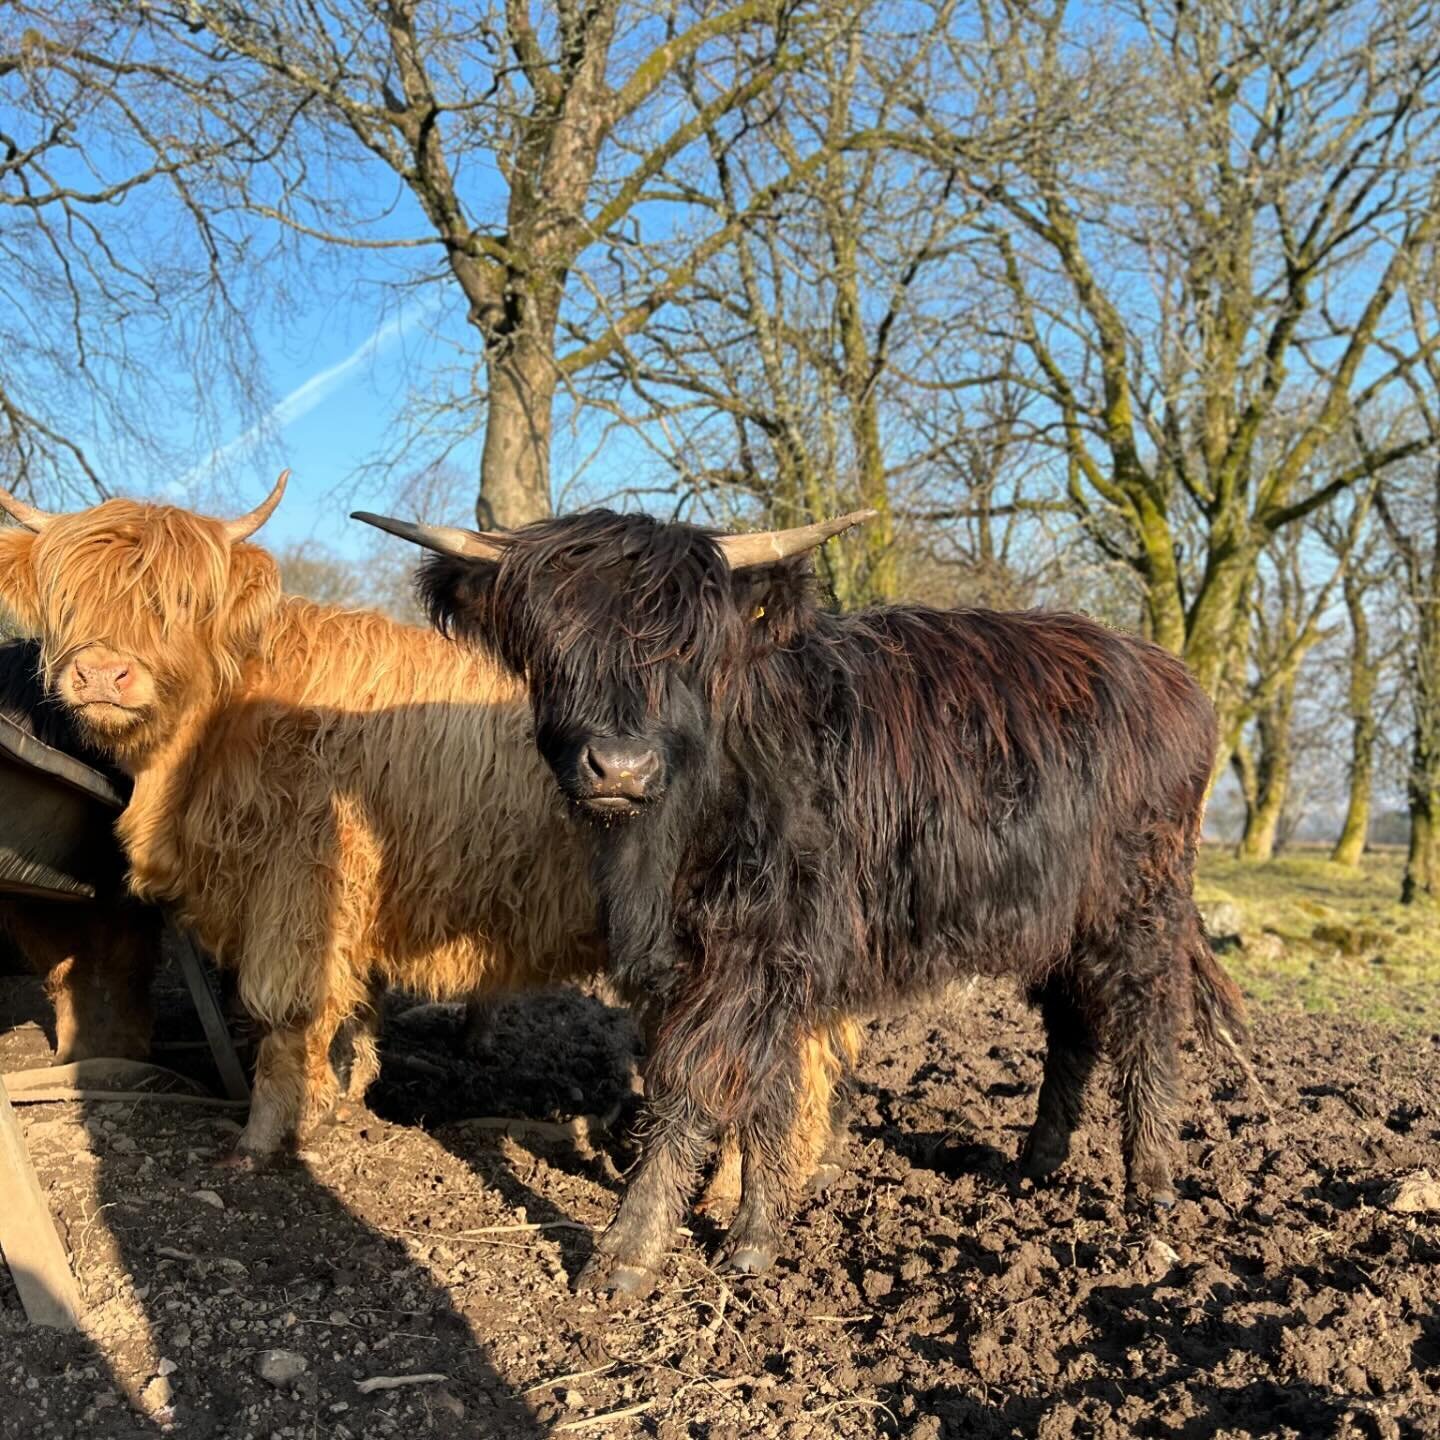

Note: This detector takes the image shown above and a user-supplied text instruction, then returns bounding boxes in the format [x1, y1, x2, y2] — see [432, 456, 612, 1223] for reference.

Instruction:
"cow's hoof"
[1018, 1131, 1068, 1182]
[721, 1244, 776, 1276]
[576, 1257, 655, 1298]
[1125, 1184, 1177, 1215]
[325, 1098, 368, 1129]
[215, 1148, 275, 1172]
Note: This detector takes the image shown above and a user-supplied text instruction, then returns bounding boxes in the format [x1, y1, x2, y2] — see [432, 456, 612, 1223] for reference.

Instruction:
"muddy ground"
[0, 968, 1437, 1440]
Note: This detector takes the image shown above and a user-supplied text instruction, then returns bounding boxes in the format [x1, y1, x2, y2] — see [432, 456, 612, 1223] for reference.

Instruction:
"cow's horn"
[714, 509, 878, 569]
[0, 483, 60, 533]
[223, 470, 289, 543]
[350, 511, 509, 563]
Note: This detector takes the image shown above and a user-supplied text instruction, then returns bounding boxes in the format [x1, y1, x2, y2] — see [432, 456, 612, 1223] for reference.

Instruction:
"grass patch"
[1196, 846, 1440, 1029]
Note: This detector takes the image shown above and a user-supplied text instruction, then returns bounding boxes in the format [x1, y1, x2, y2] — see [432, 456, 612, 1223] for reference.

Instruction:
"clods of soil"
[1, 970, 1436, 1439]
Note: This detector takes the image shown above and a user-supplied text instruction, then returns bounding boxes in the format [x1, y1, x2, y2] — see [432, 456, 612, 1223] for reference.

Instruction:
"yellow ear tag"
[753, 604, 765, 621]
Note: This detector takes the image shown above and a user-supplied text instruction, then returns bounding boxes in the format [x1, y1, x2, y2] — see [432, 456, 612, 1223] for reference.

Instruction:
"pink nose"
[72, 660, 132, 699]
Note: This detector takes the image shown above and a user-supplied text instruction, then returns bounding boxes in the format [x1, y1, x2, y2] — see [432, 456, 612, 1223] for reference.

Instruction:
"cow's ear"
[221, 542, 282, 655]
[0, 529, 40, 634]
[729, 560, 819, 652]
[417, 553, 503, 642]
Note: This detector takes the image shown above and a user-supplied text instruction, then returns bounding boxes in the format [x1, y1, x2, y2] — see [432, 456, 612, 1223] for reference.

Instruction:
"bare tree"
[122, 0, 816, 527]
[1, 5, 267, 503]
[881, 0, 1440, 753]
[1229, 525, 1344, 861]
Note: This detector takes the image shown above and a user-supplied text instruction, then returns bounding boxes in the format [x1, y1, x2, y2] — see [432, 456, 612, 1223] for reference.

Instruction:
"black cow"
[356, 506, 1249, 1295]
[0, 639, 159, 1059]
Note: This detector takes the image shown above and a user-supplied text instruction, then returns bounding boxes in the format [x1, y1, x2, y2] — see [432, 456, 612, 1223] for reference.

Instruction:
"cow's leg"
[700, 1015, 859, 1213]
[1020, 975, 1100, 1181]
[719, 1015, 856, 1274]
[235, 1022, 310, 1158]
[1099, 918, 1182, 1210]
[329, 983, 383, 1123]
[577, 1095, 716, 1296]
[718, 1102, 795, 1276]
[234, 998, 352, 1159]
[456, 994, 497, 1059]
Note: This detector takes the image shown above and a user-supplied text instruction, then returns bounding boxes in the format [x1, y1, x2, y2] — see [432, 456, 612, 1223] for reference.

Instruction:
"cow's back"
[727, 603, 1216, 1004]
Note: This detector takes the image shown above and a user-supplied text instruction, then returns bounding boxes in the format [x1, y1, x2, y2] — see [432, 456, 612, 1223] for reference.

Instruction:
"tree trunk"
[1332, 724, 1375, 867]
[1403, 720, 1440, 904]
[1400, 463, 1440, 904]
[1331, 575, 1376, 866]
[479, 329, 560, 528]
[1237, 687, 1294, 863]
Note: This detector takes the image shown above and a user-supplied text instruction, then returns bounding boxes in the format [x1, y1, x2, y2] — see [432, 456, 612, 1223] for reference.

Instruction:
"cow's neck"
[114, 689, 229, 903]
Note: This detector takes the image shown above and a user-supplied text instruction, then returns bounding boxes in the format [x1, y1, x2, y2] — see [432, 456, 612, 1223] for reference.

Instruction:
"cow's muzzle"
[573, 740, 664, 813]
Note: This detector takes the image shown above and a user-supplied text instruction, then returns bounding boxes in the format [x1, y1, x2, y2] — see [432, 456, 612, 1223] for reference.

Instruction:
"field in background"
[1197, 847, 1440, 1027]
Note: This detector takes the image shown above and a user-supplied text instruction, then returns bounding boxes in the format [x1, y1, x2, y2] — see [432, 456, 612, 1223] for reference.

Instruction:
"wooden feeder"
[0, 713, 248, 1328]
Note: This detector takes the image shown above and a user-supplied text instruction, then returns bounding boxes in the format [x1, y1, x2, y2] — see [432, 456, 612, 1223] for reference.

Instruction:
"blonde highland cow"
[0, 474, 855, 1186]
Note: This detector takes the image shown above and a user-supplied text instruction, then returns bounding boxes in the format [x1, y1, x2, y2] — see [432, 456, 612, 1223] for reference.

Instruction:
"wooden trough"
[0, 711, 124, 1328]
[0, 713, 247, 1328]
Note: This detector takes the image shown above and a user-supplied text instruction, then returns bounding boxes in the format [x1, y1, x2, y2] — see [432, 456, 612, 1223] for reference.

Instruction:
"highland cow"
[358, 505, 1249, 1294]
[0, 480, 852, 1187]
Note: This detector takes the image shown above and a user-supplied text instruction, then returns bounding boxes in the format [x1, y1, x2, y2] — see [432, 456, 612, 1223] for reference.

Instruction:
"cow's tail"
[1186, 908, 1269, 1108]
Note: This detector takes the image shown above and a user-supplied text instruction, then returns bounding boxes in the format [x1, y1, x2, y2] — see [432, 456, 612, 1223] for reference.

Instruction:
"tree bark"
[1402, 734, 1437, 905]
[1399, 464, 1440, 905]
[1331, 573, 1376, 866]
[480, 329, 561, 527]
[1237, 681, 1295, 863]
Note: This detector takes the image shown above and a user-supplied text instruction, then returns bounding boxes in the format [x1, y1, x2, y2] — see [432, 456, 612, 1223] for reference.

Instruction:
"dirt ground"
[0, 967, 1437, 1440]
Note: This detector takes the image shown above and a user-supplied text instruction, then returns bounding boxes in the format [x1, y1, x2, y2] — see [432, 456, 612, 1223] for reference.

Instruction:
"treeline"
[3, 0, 1440, 898]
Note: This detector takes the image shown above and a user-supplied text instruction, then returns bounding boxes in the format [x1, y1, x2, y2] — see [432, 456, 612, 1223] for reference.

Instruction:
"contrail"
[174, 294, 437, 497]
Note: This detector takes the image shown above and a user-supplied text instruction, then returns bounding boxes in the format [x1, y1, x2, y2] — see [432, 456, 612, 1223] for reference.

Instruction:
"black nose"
[580, 741, 662, 799]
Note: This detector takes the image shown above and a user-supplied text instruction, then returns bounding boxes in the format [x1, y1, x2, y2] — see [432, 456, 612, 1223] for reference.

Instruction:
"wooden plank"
[0, 712, 124, 808]
[0, 1077, 83, 1329]
[168, 926, 251, 1105]
[6, 1059, 207, 1096]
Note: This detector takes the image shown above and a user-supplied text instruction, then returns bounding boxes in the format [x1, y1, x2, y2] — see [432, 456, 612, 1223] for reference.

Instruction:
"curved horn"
[714, 509, 879, 569]
[350, 511, 509, 563]
[0, 482, 60, 533]
[222, 470, 289, 544]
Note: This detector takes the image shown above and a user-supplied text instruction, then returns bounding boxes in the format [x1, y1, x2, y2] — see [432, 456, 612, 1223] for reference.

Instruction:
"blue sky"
[174, 276, 471, 558]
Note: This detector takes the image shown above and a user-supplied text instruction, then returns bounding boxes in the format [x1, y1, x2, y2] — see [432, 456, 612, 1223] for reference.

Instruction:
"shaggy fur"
[0, 501, 851, 1175]
[0, 503, 603, 1155]
[419, 509, 1248, 1288]
[0, 639, 159, 1060]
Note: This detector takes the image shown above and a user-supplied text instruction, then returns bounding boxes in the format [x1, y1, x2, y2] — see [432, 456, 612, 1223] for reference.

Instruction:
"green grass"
[1196, 847, 1440, 1028]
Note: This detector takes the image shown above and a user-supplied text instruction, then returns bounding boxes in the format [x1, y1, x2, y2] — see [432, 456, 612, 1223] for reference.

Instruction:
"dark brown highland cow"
[357, 505, 1249, 1296]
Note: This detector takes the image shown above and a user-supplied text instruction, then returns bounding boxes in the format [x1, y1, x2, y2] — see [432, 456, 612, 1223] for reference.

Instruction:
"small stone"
[141, 1375, 174, 1411]
[1386, 1169, 1440, 1214]
[256, 1349, 309, 1387]
[561, 1389, 584, 1410]
[191, 1190, 224, 1210]
[1198, 900, 1245, 941]
[1241, 932, 1286, 964]
[157, 1358, 178, 1377]
[1140, 1237, 1180, 1279]
[434, 1390, 465, 1420]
